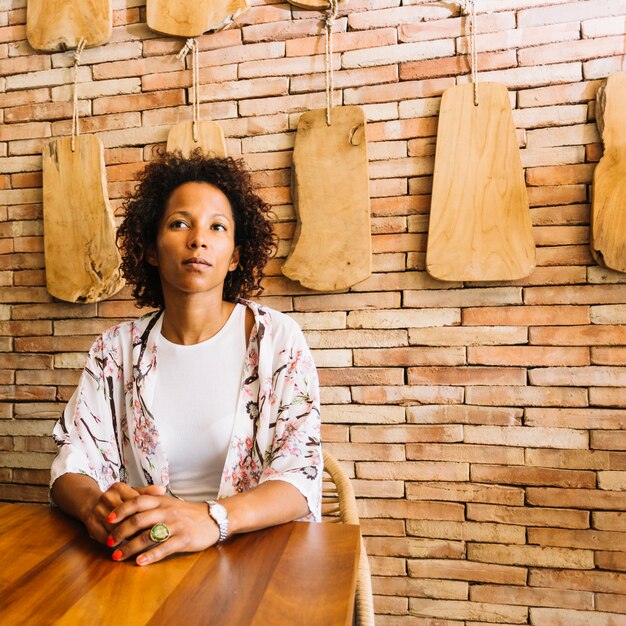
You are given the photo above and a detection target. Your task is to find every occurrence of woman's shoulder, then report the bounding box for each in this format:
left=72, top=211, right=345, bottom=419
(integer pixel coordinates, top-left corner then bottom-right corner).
left=241, top=300, right=300, bottom=330
left=90, top=310, right=161, bottom=354
left=242, top=299, right=303, bottom=338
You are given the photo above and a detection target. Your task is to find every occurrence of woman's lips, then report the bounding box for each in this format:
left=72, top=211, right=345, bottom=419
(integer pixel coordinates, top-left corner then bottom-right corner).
left=183, top=257, right=210, bottom=266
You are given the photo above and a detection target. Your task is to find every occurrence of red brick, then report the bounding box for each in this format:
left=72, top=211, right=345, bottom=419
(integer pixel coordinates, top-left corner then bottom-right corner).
left=466, top=386, right=588, bottom=408
left=468, top=346, right=590, bottom=367
left=527, top=488, right=626, bottom=510
left=594, top=593, right=626, bottom=614
left=529, top=568, right=626, bottom=594
left=318, top=367, right=403, bottom=386
left=531, top=324, right=626, bottom=346
left=401, top=49, right=516, bottom=81
left=470, top=584, right=593, bottom=610
left=593, top=512, right=626, bottom=532
left=375, top=577, right=468, bottom=602
left=470, top=542, right=594, bottom=569
left=357, top=461, right=468, bottom=482
left=286, top=27, right=395, bottom=57
left=596, top=552, right=626, bottom=572
left=350, top=425, right=462, bottom=444
left=353, top=347, right=465, bottom=367
left=529, top=527, right=626, bottom=552
left=520, top=35, right=626, bottom=66
left=531, top=204, right=590, bottom=227
left=591, top=431, right=626, bottom=451
left=407, top=444, right=523, bottom=466
left=526, top=163, right=595, bottom=186
left=351, top=385, right=463, bottom=405
left=526, top=408, right=626, bottom=430
left=471, top=465, right=595, bottom=488
left=359, top=499, right=464, bottom=522
left=92, top=90, right=185, bottom=116
left=407, top=366, right=525, bottom=386
left=407, top=481, right=524, bottom=506
left=467, top=503, right=589, bottom=529
left=409, top=598, right=527, bottom=623
left=462, top=305, right=590, bottom=326
left=526, top=448, right=626, bottom=471
left=408, top=559, right=527, bottom=585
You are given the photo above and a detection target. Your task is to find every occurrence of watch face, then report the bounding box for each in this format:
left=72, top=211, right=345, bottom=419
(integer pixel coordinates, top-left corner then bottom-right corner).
left=211, top=502, right=227, bottom=522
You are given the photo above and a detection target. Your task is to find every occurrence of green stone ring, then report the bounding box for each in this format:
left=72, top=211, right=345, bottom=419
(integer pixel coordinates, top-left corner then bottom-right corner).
left=149, top=522, right=170, bottom=543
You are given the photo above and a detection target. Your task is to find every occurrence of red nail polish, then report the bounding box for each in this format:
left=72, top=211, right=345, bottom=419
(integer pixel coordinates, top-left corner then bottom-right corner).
left=106, top=536, right=115, bottom=548
left=107, top=512, right=117, bottom=523
left=112, top=549, right=123, bottom=561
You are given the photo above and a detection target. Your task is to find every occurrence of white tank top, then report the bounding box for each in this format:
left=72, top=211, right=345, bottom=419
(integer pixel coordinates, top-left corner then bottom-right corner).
left=153, top=303, right=247, bottom=501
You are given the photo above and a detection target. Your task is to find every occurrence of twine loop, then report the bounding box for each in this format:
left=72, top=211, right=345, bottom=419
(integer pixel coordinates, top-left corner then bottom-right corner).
left=456, top=0, right=479, bottom=105
left=71, top=38, right=86, bottom=152
left=178, top=37, right=200, bottom=142
left=324, top=0, right=339, bottom=126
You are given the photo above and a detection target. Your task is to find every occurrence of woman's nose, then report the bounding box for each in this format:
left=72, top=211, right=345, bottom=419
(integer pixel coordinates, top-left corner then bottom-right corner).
left=188, top=228, right=207, bottom=249
left=188, top=231, right=207, bottom=249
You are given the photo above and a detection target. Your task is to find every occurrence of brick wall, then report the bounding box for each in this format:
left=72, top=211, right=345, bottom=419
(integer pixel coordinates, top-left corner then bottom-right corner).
left=1, top=0, right=626, bottom=623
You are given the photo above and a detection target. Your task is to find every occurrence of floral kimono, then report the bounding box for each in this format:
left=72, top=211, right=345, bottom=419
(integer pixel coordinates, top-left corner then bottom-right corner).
left=50, top=300, right=322, bottom=520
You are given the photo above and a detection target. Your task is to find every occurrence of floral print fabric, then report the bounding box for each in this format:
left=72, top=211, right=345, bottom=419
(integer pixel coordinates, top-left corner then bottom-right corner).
left=50, top=301, right=322, bottom=521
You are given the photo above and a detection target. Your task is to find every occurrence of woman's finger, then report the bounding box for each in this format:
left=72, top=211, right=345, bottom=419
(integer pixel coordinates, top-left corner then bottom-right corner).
left=107, top=494, right=163, bottom=525
left=87, top=519, right=111, bottom=545
left=135, top=538, right=181, bottom=566
left=111, top=524, right=180, bottom=562
left=107, top=506, right=166, bottom=547
left=136, top=485, right=167, bottom=497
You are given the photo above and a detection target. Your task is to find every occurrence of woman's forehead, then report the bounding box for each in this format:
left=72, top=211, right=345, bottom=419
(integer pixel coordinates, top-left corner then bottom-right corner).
left=165, top=181, right=233, bottom=216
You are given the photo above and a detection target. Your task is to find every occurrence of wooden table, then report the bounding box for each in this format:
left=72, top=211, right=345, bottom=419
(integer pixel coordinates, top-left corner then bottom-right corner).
left=0, top=503, right=360, bottom=625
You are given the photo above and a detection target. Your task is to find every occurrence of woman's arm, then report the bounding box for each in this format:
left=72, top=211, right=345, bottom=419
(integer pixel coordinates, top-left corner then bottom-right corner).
left=104, top=479, right=308, bottom=566
left=51, top=474, right=166, bottom=544
left=222, top=479, right=309, bottom=534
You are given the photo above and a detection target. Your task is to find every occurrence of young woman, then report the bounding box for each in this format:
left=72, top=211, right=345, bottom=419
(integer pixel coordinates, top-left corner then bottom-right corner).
left=50, top=153, right=322, bottom=566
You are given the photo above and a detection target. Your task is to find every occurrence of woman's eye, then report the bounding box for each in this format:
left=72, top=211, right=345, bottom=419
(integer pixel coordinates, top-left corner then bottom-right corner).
left=169, top=220, right=188, bottom=229
left=212, top=223, right=227, bottom=231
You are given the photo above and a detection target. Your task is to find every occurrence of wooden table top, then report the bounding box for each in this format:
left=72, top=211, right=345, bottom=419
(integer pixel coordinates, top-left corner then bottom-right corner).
left=0, top=503, right=360, bottom=626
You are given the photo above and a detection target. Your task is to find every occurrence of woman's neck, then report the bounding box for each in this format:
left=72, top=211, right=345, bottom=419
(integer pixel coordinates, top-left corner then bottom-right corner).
left=160, top=297, right=236, bottom=345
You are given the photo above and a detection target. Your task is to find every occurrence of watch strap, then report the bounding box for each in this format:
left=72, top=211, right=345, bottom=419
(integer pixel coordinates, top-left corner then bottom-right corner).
left=206, top=500, right=229, bottom=542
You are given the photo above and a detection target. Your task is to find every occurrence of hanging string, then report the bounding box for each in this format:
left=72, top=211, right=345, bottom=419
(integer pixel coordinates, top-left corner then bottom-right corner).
left=177, top=37, right=200, bottom=142
left=455, top=0, right=479, bottom=105
left=324, top=0, right=339, bottom=126
left=468, top=0, right=479, bottom=106
left=71, top=38, right=86, bottom=152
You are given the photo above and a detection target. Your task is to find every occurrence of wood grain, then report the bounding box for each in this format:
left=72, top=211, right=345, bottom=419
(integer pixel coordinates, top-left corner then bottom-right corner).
left=426, top=82, right=535, bottom=282
left=287, top=0, right=330, bottom=9
left=26, top=0, right=112, bottom=51
left=147, top=0, right=250, bottom=37
left=166, top=121, right=227, bottom=158
left=282, top=106, right=371, bottom=292
left=0, top=504, right=359, bottom=626
left=42, top=135, right=124, bottom=303
left=591, top=71, right=626, bottom=273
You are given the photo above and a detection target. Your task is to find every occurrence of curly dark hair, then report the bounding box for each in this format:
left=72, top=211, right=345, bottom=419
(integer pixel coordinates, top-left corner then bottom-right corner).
left=117, top=152, right=277, bottom=309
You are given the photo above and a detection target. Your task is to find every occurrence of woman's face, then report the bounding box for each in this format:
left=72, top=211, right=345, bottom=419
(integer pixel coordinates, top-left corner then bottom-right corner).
left=147, top=181, right=239, bottom=303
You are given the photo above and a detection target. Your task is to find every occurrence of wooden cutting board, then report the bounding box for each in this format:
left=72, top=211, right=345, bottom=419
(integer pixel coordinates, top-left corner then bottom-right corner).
left=43, top=135, right=124, bottom=303
left=591, top=71, right=626, bottom=273
left=282, top=106, right=371, bottom=292
left=426, top=82, right=535, bottom=282
left=166, top=121, right=227, bottom=158
left=27, top=0, right=112, bottom=51
left=146, top=0, right=250, bottom=37
left=287, top=0, right=330, bottom=9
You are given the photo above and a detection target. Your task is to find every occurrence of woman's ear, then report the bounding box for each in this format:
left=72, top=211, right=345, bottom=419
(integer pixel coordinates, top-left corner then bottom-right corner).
left=229, top=246, right=241, bottom=272
left=146, top=245, right=158, bottom=267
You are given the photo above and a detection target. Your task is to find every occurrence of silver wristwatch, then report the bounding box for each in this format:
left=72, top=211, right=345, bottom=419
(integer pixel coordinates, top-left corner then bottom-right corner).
left=206, top=500, right=229, bottom=543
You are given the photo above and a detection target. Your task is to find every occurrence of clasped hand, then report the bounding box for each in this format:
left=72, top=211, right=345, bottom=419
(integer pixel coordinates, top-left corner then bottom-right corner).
left=84, top=482, right=220, bottom=566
